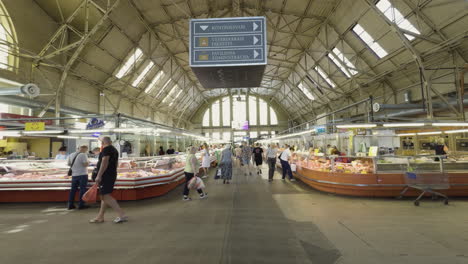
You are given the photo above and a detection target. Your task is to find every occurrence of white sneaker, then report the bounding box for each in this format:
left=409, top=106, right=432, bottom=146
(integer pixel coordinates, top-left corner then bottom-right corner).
left=200, top=193, right=208, bottom=199
left=290, top=179, right=296, bottom=182
left=183, top=197, right=192, bottom=201
left=201, top=175, right=207, bottom=179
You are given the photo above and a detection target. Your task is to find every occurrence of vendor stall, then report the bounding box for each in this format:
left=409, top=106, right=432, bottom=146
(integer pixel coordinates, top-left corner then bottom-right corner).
left=0, top=153, right=216, bottom=202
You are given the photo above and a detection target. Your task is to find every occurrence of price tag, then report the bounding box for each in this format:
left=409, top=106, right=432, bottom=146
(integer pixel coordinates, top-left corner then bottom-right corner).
left=25, top=122, right=45, bottom=131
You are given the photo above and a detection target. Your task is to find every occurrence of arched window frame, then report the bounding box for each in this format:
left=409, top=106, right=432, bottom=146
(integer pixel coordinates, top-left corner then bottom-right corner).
left=0, top=2, right=18, bottom=71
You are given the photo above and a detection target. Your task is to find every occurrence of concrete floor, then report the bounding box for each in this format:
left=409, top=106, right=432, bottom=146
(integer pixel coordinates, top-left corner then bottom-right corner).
left=1, top=166, right=468, bottom=264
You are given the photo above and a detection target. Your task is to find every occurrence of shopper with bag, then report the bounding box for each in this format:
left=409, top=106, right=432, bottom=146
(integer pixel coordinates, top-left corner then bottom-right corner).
left=67, top=145, right=90, bottom=210
left=220, top=144, right=233, bottom=184
left=90, top=137, right=128, bottom=223
left=266, top=144, right=278, bottom=182
left=183, top=146, right=207, bottom=201
left=200, top=143, right=211, bottom=179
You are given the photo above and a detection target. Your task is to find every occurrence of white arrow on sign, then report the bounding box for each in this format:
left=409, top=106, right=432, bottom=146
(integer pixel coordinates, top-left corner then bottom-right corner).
left=254, top=50, right=259, bottom=58
left=253, top=22, right=258, bottom=31
left=200, top=25, right=208, bottom=31
left=253, top=36, right=259, bottom=45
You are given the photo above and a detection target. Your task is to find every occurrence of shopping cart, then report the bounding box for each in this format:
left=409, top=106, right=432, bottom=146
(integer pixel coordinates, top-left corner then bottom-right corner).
left=398, top=156, right=449, bottom=206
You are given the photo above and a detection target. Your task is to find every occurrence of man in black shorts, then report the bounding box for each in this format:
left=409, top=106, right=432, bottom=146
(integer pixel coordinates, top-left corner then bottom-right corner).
left=90, top=137, right=127, bottom=223
left=252, top=143, right=264, bottom=175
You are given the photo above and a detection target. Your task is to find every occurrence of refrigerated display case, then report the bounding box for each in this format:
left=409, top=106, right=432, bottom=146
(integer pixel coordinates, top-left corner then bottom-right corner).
left=286, top=152, right=468, bottom=197
left=0, top=152, right=217, bottom=202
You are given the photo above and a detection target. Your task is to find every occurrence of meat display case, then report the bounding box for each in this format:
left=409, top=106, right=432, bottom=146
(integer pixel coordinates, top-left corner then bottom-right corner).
left=0, top=153, right=216, bottom=202
left=285, top=152, right=468, bottom=197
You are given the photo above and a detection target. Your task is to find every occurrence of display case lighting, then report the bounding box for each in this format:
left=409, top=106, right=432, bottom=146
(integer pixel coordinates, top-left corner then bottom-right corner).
left=0, top=131, right=21, bottom=137
left=22, top=130, right=64, bottom=135
left=417, top=131, right=442, bottom=135
left=383, top=123, right=425, bottom=127
left=68, top=129, right=110, bottom=134
left=336, top=124, right=377, bottom=128
left=57, top=135, right=98, bottom=140
left=432, top=123, right=468, bottom=127
left=444, top=129, right=468, bottom=134
left=397, top=133, right=416, bottom=136
left=155, top=128, right=170, bottom=133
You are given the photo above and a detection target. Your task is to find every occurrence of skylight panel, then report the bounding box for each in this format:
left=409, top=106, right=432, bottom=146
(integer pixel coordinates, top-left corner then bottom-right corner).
left=332, top=48, right=358, bottom=76
left=353, top=24, right=388, bottom=58
left=144, top=71, right=165, bottom=93
left=155, top=79, right=172, bottom=98
left=314, top=66, right=335, bottom=88
left=298, top=82, right=315, bottom=100
left=376, top=0, right=421, bottom=40
left=115, top=48, right=143, bottom=79
left=162, top=84, right=179, bottom=103
left=168, top=89, right=184, bottom=106
left=132, top=61, right=154, bottom=87
left=327, top=53, right=351, bottom=78
left=0, top=25, right=9, bottom=69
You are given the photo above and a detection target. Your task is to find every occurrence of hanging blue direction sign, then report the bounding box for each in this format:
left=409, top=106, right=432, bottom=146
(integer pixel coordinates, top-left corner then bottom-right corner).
left=190, top=17, right=267, bottom=67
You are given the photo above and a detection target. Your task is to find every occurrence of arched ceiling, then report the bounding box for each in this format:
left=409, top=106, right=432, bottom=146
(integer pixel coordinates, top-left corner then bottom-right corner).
left=32, top=0, right=468, bottom=125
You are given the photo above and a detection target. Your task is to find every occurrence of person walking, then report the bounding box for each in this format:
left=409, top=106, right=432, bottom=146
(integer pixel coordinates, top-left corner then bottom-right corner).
left=219, top=144, right=233, bottom=184
left=201, top=143, right=211, bottom=178
left=279, top=146, right=296, bottom=182
left=183, top=146, right=208, bottom=201
left=234, top=144, right=242, bottom=167
left=252, top=143, right=264, bottom=175
left=67, top=145, right=90, bottom=210
left=266, top=144, right=279, bottom=182
left=90, top=137, right=127, bottom=223
left=241, top=141, right=253, bottom=176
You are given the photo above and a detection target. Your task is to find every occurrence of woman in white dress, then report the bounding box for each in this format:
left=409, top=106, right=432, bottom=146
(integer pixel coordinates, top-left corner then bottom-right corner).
left=201, top=143, right=210, bottom=179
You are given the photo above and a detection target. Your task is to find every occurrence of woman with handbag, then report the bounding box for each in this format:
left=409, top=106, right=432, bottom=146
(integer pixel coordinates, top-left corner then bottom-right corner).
left=220, top=144, right=233, bottom=184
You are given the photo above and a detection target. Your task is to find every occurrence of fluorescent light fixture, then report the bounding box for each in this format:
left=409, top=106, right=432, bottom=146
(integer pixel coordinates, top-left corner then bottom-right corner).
left=68, top=129, right=110, bottom=134
left=58, top=135, right=98, bottom=140
left=432, top=123, right=468, bottom=127
left=397, top=133, right=416, bottom=136
left=0, top=131, right=21, bottom=137
left=155, top=128, right=170, bottom=133
left=444, top=129, right=468, bottom=134
left=417, top=131, right=442, bottom=135
left=383, top=123, right=425, bottom=127
left=113, top=127, right=152, bottom=133
left=336, top=124, right=377, bottom=128
left=23, top=130, right=64, bottom=135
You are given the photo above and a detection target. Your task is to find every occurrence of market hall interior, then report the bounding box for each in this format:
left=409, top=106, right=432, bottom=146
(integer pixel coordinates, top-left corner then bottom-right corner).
left=0, top=0, right=468, bottom=263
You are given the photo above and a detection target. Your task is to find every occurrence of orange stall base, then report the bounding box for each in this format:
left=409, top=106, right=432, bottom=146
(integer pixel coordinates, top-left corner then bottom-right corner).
left=283, top=165, right=468, bottom=197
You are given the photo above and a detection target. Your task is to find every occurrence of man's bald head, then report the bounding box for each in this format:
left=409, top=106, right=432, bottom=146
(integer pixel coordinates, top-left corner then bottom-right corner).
left=102, top=136, right=112, bottom=146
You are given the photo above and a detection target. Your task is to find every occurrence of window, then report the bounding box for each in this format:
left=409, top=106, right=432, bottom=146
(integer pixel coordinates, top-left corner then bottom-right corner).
left=212, top=100, right=220, bottom=126
left=260, top=131, right=269, bottom=137
left=132, top=61, right=154, bottom=87
left=115, top=48, right=143, bottom=78
left=232, top=95, right=246, bottom=127
left=212, top=132, right=220, bottom=139
left=259, top=99, right=268, bottom=125
left=270, top=107, right=278, bottom=125
left=145, top=71, right=165, bottom=93
left=328, top=48, right=358, bottom=78
left=376, top=0, right=420, bottom=40
left=352, top=24, right=388, bottom=58
left=0, top=2, right=18, bottom=71
left=248, top=96, right=257, bottom=126
left=250, top=131, right=258, bottom=139
left=298, top=82, right=315, bottom=100
left=223, top=132, right=231, bottom=140
left=222, top=97, right=230, bottom=126
left=202, top=108, right=210, bottom=127
left=162, top=84, right=179, bottom=104
left=155, top=79, right=172, bottom=98
left=271, top=131, right=276, bottom=136
left=314, top=66, right=335, bottom=88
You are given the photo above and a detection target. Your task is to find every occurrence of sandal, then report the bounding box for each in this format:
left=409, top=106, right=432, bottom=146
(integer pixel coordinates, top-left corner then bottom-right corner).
left=89, top=218, right=104, bottom=223
left=113, top=216, right=128, bottom=223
